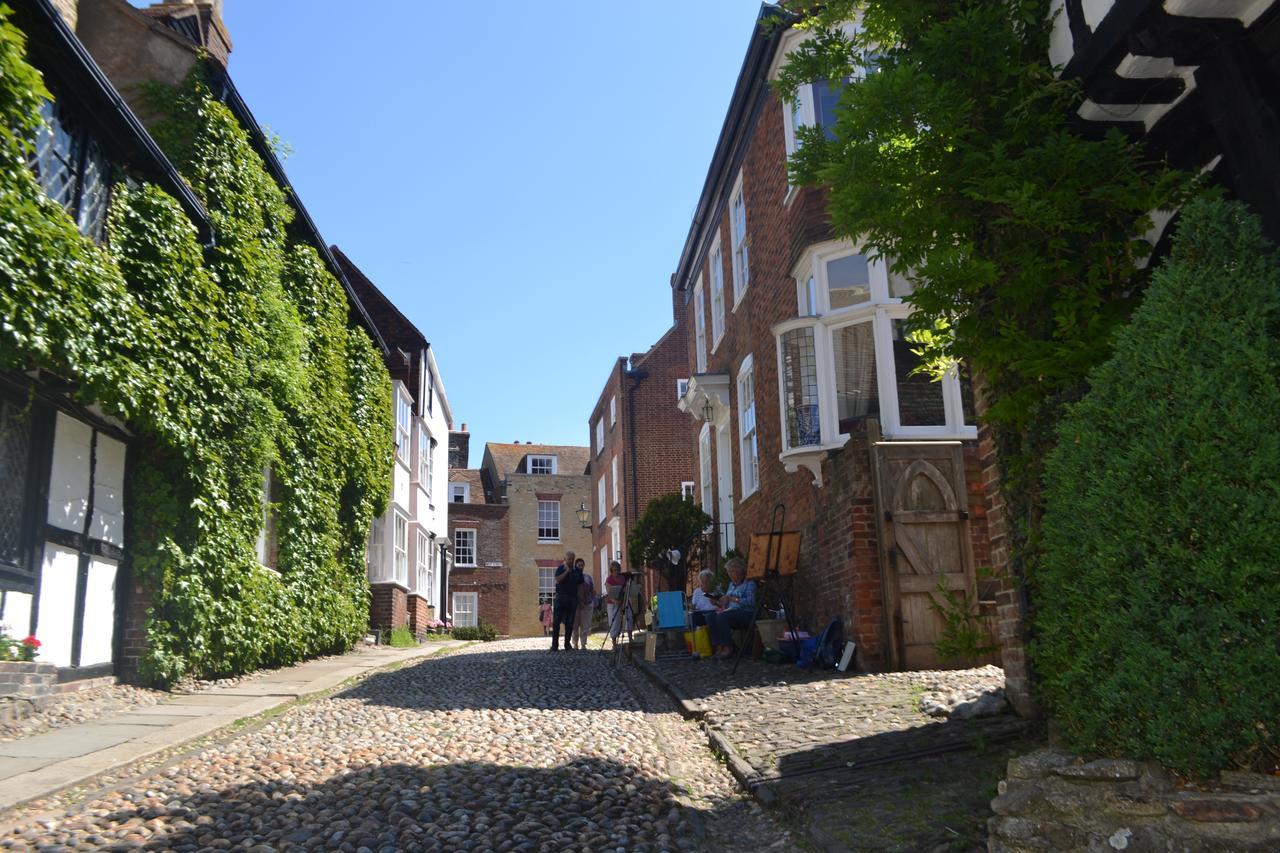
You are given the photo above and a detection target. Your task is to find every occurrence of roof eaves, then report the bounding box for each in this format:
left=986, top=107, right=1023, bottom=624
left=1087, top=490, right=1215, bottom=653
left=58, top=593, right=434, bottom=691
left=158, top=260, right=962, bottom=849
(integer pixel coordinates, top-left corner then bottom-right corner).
left=20, top=0, right=213, bottom=243
left=672, top=4, right=792, bottom=293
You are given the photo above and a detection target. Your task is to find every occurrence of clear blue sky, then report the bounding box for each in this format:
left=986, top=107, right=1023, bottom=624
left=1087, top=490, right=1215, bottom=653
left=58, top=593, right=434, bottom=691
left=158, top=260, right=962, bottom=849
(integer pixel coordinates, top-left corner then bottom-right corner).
left=205, top=1, right=763, bottom=461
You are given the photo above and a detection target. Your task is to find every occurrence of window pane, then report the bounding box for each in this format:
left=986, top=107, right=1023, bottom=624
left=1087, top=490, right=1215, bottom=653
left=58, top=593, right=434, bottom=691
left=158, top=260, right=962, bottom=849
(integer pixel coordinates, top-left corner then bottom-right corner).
left=780, top=326, right=821, bottom=447
left=892, top=320, right=946, bottom=427
left=832, top=322, right=879, bottom=425
left=813, top=79, right=842, bottom=140
left=0, top=399, right=31, bottom=569
left=827, top=254, right=871, bottom=309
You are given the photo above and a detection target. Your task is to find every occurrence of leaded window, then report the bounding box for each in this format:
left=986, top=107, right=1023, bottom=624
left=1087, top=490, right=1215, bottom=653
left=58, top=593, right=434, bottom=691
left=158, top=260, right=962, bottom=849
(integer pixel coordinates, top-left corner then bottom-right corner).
left=28, top=98, right=111, bottom=242
left=0, top=399, right=32, bottom=572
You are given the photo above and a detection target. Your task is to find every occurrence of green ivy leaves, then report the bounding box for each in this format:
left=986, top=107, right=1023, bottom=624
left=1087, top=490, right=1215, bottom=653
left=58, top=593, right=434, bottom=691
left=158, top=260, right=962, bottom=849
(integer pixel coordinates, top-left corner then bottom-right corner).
left=0, top=12, right=393, bottom=685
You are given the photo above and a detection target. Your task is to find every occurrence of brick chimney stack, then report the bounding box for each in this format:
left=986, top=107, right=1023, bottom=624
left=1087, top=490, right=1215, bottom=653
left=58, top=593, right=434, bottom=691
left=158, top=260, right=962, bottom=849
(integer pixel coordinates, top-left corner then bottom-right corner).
left=448, top=425, right=470, bottom=470
left=139, top=1, right=233, bottom=67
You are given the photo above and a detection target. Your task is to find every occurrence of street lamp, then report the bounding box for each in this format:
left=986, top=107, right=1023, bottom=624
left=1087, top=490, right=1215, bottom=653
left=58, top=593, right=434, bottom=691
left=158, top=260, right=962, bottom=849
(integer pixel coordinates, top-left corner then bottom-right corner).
left=576, top=501, right=592, bottom=529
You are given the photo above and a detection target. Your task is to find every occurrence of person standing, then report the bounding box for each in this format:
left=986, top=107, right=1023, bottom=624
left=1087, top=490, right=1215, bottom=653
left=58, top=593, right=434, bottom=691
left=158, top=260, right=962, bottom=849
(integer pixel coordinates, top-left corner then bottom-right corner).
left=604, top=560, right=626, bottom=643
left=572, top=558, right=595, bottom=649
left=550, top=550, right=581, bottom=651
left=538, top=600, right=552, bottom=636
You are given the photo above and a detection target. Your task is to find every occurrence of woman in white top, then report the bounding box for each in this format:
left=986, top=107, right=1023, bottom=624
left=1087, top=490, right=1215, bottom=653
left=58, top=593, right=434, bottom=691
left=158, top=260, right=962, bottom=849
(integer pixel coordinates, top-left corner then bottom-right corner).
left=689, top=569, right=720, bottom=628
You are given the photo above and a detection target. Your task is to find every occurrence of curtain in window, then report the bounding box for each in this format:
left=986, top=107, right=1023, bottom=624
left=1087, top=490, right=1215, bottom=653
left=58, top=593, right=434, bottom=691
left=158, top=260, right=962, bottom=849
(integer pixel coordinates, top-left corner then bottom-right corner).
left=833, top=322, right=878, bottom=421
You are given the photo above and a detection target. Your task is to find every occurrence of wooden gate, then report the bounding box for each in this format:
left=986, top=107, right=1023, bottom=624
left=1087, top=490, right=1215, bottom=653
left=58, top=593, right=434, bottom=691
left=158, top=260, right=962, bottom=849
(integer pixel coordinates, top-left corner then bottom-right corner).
left=871, top=440, right=981, bottom=670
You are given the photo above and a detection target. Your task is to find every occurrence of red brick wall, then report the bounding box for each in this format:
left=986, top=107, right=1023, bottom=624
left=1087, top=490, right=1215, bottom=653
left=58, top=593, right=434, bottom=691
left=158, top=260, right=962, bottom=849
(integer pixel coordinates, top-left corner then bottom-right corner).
left=447, top=502, right=510, bottom=635
left=671, top=84, right=1002, bottom=673
left=117, top=576, right=154, bottom=683
left=369, top=583, right=407, bottom=633
left=407, top=594, right=431, bottom=637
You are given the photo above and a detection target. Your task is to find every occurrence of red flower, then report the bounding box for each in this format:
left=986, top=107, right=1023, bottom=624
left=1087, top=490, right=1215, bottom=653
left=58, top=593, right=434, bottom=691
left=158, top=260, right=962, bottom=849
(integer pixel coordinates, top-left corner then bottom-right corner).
left=21, top=636, right=39, bottom=648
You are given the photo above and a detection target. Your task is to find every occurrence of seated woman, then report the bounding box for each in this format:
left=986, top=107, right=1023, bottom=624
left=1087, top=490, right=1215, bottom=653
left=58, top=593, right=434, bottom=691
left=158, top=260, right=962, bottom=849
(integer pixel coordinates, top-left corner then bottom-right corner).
left=689, top=569, right=720, bottom=628
left=707, top=557, right=757, bottom=659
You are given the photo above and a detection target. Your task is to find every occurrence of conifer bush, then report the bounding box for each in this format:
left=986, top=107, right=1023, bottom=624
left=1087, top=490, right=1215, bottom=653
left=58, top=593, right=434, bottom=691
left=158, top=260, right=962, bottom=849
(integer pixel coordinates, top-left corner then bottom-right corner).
left=1035, top=198, right=1280, bottom=776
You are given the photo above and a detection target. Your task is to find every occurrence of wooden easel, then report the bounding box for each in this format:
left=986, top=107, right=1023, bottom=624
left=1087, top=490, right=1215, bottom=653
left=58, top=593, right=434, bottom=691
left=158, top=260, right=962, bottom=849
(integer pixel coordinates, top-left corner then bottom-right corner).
left=732, top=503, right=802, bottom=674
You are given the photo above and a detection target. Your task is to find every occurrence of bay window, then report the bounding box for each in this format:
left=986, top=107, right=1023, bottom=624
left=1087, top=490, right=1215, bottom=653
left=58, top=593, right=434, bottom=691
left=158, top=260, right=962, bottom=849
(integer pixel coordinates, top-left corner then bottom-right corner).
left=416, top=530, right=430, bottom=595
left=773, top=241, right=975, bottom=481
left=393, top=512, right=409, bottom=586
left=395, top=388, right=411, bottom=465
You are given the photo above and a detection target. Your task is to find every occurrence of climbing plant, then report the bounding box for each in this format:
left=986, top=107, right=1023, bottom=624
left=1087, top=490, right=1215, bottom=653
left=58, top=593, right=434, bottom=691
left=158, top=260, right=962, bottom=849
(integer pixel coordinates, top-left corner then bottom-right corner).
left=0, top=10, right=393, bottom=685
left=774, top=0, right=1194, bottom=652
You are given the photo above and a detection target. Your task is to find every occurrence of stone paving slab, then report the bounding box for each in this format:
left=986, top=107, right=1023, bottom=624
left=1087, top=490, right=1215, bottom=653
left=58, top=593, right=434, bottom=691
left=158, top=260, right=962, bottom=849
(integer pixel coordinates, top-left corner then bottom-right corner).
left=0, top=724, right=158, bottom=759
left=0, top=640, right=467, bottom=812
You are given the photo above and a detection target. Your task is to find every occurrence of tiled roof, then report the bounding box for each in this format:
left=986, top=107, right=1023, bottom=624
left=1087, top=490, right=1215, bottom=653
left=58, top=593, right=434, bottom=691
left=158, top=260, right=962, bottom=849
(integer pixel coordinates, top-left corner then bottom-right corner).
left=447, top=469, right=485, bottom=504
left=485, top=443, right=591, bottom=478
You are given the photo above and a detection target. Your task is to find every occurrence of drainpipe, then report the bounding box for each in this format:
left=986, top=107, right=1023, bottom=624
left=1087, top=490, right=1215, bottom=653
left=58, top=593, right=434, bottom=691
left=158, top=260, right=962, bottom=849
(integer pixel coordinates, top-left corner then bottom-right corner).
left=623, top=364, right=647, bottom=580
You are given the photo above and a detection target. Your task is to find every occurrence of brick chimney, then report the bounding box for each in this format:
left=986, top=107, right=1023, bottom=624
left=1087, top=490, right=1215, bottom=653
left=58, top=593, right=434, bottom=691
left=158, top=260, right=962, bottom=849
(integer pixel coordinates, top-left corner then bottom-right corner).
left=139, top=1, right=233, bottom=67
left=448, top=425, right=470, bottom=470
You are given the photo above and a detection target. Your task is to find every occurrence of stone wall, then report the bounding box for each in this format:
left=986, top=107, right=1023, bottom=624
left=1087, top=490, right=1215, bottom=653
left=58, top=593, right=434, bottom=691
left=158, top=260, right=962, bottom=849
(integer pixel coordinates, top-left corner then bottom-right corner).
left=990, top=750, right=1280, bottom=851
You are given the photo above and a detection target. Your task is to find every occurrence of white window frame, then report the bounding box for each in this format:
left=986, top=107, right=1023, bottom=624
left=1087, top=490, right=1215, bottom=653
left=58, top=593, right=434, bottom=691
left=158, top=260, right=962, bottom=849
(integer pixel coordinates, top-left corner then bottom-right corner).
left=597, top=475, right=607, bottom=522
left=709, top=237, right=725, bottom=349
left=609, top=395, right=617, bottom=427
left=595, top=418, right=605, bottom=456
left=449, top=482, right=470, bottom=504
left=418, top=428, right=432, bottom=497
left=681, top=481, right=696, bottom=501
left=427, top=539, right=438, bottom=607
left=773, top=240, right=975, bottom=460
left=415, top=529, right=430, bottom=596
left=454, top=528, right=477, bottom=567
left=367, top=514, right=386, bottom=580
left=737, top=355, right=760, bottom=499
left=452, top=592, right=477, bottom=628
left=394, top=387, right=412, bottom=466
left=393, top=511, right=409, bottom=587
left=677, top=378, right=689, bottom=401
left=698, top=424, right=713, bottom=513
left=693, top=277, right=708, bottom=373
left=730, top=171, right=749, bottom=307
left=528, top=454, right=557, bottom=475
left=610, top=517, right=621, bottom=566
left=537, top=499, right=561, bottom=543
left=611, top=455, right=620, bottom=508
left=538, top=566, right=555, bottom=605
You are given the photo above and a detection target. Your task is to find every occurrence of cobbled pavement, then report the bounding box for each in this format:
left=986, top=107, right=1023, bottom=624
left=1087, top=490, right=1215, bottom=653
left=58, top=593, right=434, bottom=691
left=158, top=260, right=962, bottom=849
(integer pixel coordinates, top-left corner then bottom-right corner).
left=0, top=639, right=793, bottom=852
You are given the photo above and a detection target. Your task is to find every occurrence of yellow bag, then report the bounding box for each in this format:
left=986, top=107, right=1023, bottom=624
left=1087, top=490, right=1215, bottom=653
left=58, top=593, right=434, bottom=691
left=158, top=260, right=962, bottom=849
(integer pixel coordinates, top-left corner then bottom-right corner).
left=683, top=631, right=694, bottom=654
left=693, top=625, right=712, bottom=658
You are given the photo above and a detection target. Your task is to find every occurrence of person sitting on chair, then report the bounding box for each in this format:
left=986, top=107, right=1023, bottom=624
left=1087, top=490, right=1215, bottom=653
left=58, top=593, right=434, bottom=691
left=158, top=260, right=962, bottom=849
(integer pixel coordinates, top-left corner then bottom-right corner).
left=707, top=557, right=756, bottom=659
left=689, top=569, right=720, bottom=628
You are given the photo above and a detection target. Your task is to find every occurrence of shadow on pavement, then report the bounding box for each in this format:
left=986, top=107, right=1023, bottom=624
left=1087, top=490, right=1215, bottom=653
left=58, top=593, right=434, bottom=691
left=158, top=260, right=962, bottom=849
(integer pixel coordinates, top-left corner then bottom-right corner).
left=25, top=757, right=725, bottom=851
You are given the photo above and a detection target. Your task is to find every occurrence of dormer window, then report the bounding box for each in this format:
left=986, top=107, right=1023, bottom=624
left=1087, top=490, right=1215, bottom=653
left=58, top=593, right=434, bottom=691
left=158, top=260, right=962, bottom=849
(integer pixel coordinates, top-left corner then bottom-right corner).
left=449, top=482, right=470, bottom=503
left=528, top=455, right=556, bottom=475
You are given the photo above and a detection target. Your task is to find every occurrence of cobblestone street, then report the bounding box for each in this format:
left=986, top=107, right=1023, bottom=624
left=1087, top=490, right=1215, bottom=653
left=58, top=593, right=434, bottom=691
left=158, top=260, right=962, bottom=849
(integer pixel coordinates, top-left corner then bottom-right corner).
left=0, top=640, right=792, bottom=852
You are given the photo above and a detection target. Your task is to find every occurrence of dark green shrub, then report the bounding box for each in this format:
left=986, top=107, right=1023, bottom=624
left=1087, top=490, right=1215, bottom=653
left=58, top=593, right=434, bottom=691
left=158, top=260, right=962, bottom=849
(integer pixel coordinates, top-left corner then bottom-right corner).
left=452, top=623, right=498, bottom=642
left=1035, top=198, right=1280, bottom=776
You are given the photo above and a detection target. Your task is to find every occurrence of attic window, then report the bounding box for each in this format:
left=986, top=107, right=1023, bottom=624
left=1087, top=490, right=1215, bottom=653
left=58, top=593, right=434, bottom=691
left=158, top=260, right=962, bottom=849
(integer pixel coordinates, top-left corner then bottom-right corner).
left=528, top=455, right=556, bottom=475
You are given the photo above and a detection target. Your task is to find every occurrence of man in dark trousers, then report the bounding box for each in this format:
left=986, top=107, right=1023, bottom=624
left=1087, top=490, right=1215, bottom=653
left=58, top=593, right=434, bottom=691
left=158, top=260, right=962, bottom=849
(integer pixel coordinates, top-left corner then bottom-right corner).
left=550, top=550, right=582, bottom=650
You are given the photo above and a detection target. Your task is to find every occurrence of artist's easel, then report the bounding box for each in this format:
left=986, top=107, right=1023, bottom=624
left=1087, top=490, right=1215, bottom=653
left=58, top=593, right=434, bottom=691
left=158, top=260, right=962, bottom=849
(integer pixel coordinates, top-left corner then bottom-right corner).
left=732, top=503, right=802, bottom=674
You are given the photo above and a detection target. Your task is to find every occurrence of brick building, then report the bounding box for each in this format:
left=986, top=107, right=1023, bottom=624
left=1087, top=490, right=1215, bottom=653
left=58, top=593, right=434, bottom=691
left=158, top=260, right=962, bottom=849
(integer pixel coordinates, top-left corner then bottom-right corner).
left=446, top=459, right=510, bottom=635
left=586, top=316, right=697, bottom=593
left=650, top=7, right=1005, bottom=674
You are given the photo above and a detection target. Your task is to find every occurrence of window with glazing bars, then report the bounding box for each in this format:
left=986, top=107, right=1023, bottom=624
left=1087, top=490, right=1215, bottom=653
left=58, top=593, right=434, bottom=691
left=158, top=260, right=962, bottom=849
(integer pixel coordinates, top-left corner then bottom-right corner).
left=537, top=500, right=560, bottom=542
left=28, top=98, right=111, bottom=241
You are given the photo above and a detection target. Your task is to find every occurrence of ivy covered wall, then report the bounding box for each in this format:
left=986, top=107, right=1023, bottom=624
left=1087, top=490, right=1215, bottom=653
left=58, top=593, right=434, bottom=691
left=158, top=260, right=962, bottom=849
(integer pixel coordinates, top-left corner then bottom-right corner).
left=0, top=12, right=393, bottom=685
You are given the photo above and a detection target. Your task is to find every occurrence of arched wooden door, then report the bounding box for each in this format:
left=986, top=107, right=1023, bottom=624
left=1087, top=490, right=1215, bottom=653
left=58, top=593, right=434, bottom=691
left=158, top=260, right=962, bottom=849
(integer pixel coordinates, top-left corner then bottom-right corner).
left=872, top=441, right=978, bottom=670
